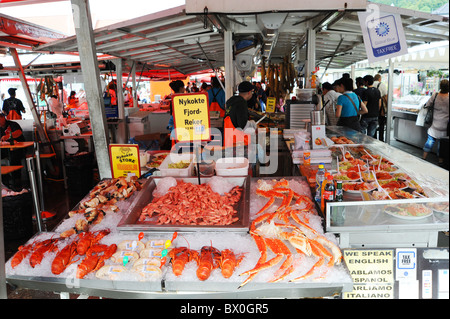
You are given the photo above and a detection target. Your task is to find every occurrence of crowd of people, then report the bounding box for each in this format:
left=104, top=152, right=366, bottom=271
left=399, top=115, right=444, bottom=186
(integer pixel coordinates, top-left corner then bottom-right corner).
left=321, top=73, right=388, bottom=141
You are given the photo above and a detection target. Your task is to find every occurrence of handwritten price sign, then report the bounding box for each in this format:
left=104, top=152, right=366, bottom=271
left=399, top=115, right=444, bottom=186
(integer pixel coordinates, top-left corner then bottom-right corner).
left=109, top=144, right=140, bottom=178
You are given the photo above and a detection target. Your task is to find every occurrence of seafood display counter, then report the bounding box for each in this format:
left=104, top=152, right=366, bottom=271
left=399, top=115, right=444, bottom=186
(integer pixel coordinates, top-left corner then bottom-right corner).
left=323, top=127, right=449, bottom=248
left=5, top=175, right=353, bottom=299
left=391, top=95, right=433, bottom=150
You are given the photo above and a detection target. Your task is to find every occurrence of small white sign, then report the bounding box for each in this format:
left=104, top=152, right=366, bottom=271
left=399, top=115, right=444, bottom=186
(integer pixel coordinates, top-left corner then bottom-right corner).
left=396, top=248, right=417, bottom=281
left=358, top=6, right=408, bottom=63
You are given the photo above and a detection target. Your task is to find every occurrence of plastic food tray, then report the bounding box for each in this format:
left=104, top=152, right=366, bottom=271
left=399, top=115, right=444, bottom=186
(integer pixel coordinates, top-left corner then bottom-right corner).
left=158, top=153, right=195, bottom=177
left=215, top=157, right=249, bottom=176
left=117, top=176, right=250, bottom=233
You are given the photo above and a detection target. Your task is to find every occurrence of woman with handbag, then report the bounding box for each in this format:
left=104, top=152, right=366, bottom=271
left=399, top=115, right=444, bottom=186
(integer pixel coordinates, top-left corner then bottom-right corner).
left=335, top=77, right=368, bottom=132
left=422, top=79, right=449, bottom=165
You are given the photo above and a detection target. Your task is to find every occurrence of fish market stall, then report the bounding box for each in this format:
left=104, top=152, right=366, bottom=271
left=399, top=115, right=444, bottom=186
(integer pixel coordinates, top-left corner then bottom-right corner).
left=5, top=175, right=353, bottom=298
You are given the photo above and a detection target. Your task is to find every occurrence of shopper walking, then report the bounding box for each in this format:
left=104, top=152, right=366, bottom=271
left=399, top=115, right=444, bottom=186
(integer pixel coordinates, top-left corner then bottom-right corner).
left=360, top=75, right=381, bottom=138
left=374, top=74, right=388, bottom=141
left=422, top=79, right=449, bottom=166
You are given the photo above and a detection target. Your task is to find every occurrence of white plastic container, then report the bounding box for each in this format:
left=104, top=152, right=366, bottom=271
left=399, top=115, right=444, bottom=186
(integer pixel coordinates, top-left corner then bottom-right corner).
left=159, top=153, right=195, bottom=177
left=215, top=157, right=249, bottom=176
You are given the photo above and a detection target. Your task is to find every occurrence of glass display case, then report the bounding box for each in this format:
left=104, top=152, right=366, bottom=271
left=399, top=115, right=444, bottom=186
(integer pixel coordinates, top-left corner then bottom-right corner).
left=324, top=127, right=449, bottom=248
left=392, top=95, right=429, bottom=115
left=391, top=95, right=434, bottom=149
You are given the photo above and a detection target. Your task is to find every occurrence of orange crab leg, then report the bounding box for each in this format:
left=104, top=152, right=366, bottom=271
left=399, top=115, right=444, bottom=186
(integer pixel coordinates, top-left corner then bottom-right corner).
left=265, top=238, right=294, bottom=283
left=250, top=212, right=273, bottom=231
left=256, top=196, right=276, bottom=215
left=239, top=237, right=285, bottom=277
left=310, top=239, right=334, bottom=266
left=294, top=195, right=315, bottom=211
left=289, top=239, right=327, bottom=282
left=238, top=235, right=267, bottom=289
left=273, top=179, right=289, bottom=188
left=239, top=254, right=284, bottom=277
left=290, top=211, right=319, bottom=236
left=290, top=256, right=325, bottom=282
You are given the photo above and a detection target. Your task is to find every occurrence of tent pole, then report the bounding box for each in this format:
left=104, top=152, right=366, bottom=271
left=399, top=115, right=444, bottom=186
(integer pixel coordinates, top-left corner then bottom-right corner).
left=386, top=58, right=394, bottom=145
left=71, top=0, right=111, bottom=179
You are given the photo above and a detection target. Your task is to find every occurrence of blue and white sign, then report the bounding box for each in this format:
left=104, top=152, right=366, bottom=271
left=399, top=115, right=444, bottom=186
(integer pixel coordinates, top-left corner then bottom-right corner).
left=395, top=248, right=417, bottom=281
left=358, top=6, right=408, bottom=63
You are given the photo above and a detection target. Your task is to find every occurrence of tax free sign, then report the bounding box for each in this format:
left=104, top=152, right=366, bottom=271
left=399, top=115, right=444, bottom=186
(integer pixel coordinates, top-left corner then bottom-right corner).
left=358, top=5, right=408, bottom=63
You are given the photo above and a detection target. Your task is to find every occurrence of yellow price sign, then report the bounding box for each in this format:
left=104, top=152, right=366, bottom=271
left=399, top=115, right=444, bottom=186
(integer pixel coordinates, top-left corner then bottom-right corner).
left=109, top=144, right=140, bottom=178
left=172, top=93, right=211, bottom=142
left=266, top=97, right=276, bottom=113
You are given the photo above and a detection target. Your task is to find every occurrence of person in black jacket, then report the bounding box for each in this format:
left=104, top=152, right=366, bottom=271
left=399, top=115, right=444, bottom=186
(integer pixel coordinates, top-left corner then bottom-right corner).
left=224, top=81, right=254, bottom=129
left=360, top=75, right=381, bottom=137
left=2, top=88, right=26, bottom=120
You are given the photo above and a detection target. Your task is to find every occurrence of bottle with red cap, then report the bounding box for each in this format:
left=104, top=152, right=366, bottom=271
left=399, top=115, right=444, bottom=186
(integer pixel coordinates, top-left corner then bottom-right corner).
left=321, top=174, right=335, bottom=213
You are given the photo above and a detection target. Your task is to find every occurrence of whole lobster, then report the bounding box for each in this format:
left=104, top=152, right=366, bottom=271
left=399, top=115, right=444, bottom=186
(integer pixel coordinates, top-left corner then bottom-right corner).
left=196, top=246, right=221, bottom=281
left=76, top=229, right=111, bottom=256
left=29, top=237, right=60, bottom=268
left=51, top=241, right=79, bottom=275
left=10, top=240, right=36, bottom=269
left=76, top=243, right=117, bottom=279
left=216, top=249, right=245, bottom=278
left=168, top=247, right=198, bottom=276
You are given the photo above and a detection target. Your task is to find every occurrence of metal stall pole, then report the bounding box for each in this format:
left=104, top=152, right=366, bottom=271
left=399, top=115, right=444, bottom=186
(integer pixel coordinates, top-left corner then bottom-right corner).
left=224, top=30, right=234, bottom=100
left=113, top=58, right=128, bottom=144
left=34, top=142, right=45, bottom=213
left=60, top=140, right=68, bottom=189
left=131, top=61, right=138, bottom=108
left=26, top=158, right=43, bottom=233
left=71, top=0, right=111, bottom=179
left=386, top=58, right=394, bottom=145
left=0, top=166, right=7, bottom=299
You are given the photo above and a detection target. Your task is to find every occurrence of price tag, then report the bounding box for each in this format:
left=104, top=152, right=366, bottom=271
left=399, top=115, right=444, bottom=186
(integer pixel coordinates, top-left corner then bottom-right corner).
left=109, top=144, right=140, bottom=178
left=266, top=97, right=276, bottom=113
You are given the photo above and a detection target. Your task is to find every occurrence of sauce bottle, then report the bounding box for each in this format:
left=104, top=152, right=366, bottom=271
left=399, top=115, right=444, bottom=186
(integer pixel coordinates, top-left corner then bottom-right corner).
left=321, top=174, right=335, bottom=213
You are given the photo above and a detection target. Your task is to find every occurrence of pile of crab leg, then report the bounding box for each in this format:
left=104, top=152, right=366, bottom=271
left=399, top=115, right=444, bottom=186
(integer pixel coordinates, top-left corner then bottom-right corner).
left=239, top=179, right=342, bottom=288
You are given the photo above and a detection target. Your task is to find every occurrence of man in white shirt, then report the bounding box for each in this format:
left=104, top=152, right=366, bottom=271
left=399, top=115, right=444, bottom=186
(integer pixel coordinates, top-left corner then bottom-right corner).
left=322, top=82, right=341, bottom=126
left=374, top=74, right=388, bottom=141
